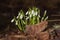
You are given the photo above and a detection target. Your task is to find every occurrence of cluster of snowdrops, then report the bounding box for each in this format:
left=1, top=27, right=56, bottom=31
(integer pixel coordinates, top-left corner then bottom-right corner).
left=11, top=7, right=48, bottom=32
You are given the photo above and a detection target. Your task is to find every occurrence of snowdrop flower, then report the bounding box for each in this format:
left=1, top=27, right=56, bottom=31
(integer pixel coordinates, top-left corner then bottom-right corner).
left=33, top=13, right=36, bottom=16
left=15, top=21, right=18, bottom=25
left=35, top=12, right=38, bottom=15
left=44, top=10, right=47, bottom=17
left=26, top=11, right=28, bottom=15
left=11, top=19, right=14, bottom=22
left=31, top=10, right=34, bottom=15
left=16, top=16, right=19, bottom=18
left=29, top=12, right=31, bottom=15
left=26, top=17, right=29, bottom=20
left=44, top=10, right=47, bottom=14
left=33, top=11, right=38, bottom=16
left=20, top=14, right=23, bottom=19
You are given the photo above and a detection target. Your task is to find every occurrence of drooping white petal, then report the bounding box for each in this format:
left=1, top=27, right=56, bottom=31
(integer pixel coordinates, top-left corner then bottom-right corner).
left=29, top=12, right=31, bottom=15
left=11, top=19, right=14, bottom=22
left=26, top=17, right=29, bottom=20
left=31, top=10, right=34, bottom=15
left=20, top=14, right=23, bottom=19
left=43, top=10, right=47, bottom=17
left=35, top=12, right=38, bottom=15
left=15, top=21, right=18, bottom=25
left=26, top=11, right=28, bottom=15
left=16, top=16, right=19, bottom=18
left=44, top=10, right=47, bottom=14
left=33, top=13, right=36, bottom=16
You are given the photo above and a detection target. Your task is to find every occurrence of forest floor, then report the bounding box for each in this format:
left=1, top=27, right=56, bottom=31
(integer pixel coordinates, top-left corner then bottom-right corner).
left=0, top=29, right=60, bottom=40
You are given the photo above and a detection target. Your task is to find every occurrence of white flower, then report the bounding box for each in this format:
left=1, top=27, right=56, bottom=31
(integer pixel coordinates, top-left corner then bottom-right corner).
left=44, top=10, right=47, bottom=17
left=11, top=19, right=14, bottom=22
left=35, top=12, right=38, bottom=15
left=44, top=10, right=47, bottom=14
left=29, top=12, right=31, bottom=15
left=31, top=10, right=34, bottom=15
left=26, top=17, right=29, bottom=20
left=33, top=11, right=38, bottom=16
left=15, top=21, right=18, bottom=25
left=20, top=14, right=23, bottom=19
left=26, top=11, right=28, bottom=15
left=33, top=13, right=36, bottom=16
left=16, top=16, right=19, bottom=18
left=29, top=15, right=32, bottom=18
left=38, top=15, right=40, bottom=18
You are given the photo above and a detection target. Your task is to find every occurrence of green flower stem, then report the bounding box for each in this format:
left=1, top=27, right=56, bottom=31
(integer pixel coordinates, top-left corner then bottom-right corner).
left=20, top=19, right=24, bottom=31
left=21, top=20, right=25, bottom=31
left=25, top=19, right=27, bottom=25
left=30, top=17, right=32, bottom=25
left=18, top=22, right=22, bottom=31
left=14, top=16, right=22, bottom=31
left=43, top=10, right=47, bottom=17
left=41, top=10, right=47, bottom=21
left=18, top=19, right=22, bottom=31
left=32, top=16, right=35, bottom=25
left=35, top=16, right=37, bottom=24
left=37, top=17, right=40, bottom=23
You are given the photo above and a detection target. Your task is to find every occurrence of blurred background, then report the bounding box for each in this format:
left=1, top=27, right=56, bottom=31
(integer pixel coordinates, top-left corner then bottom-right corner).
left=0, top=0, right=60, bottom=34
